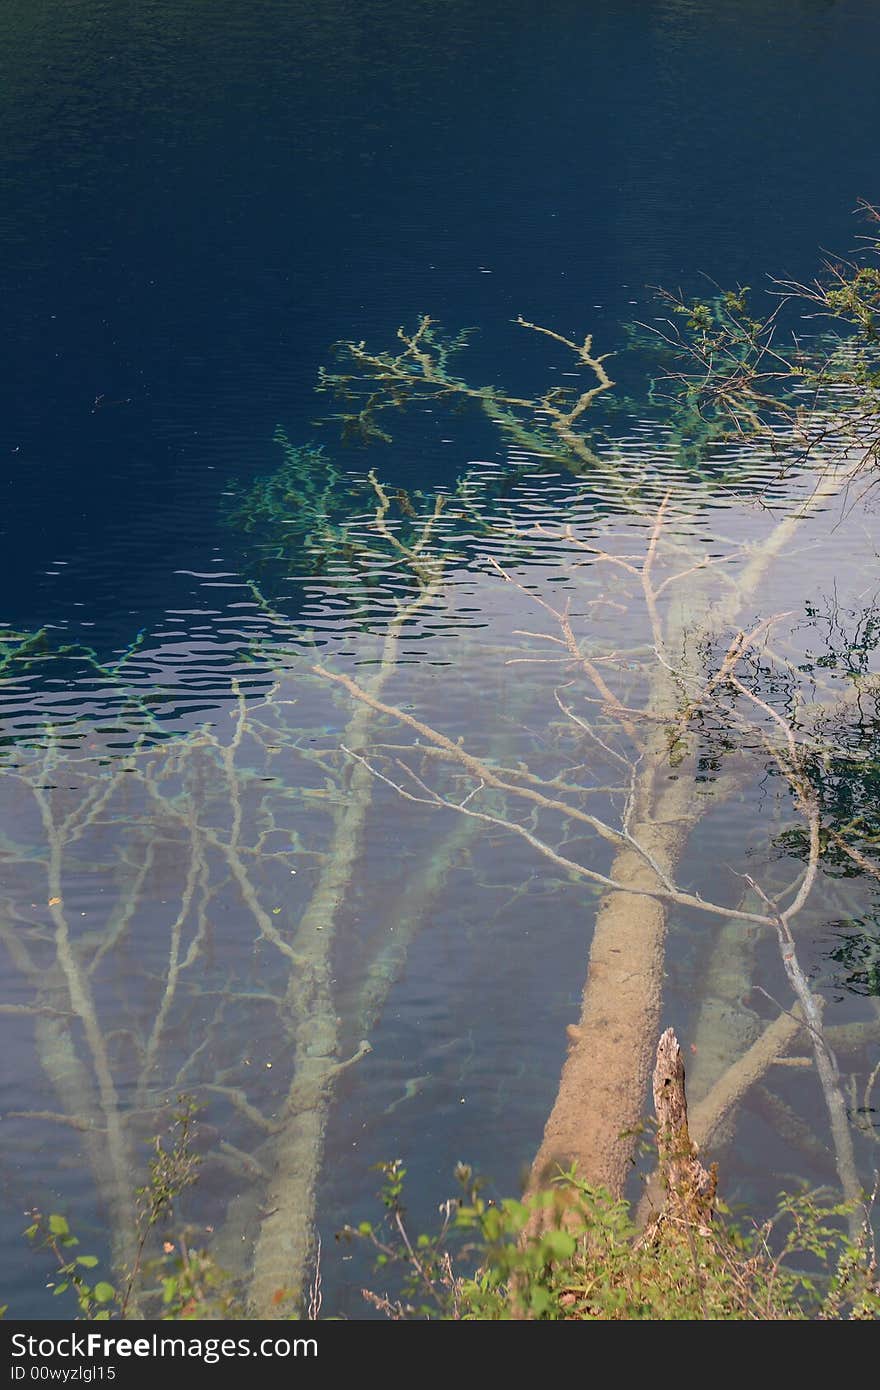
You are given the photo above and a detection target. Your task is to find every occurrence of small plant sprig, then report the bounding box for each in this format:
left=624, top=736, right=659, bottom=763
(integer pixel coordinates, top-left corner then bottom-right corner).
left=117, top=1095, right=203, bottom=1317
left=151, top=1237, right=243, bottom=1320
left=24, top=1095, right=211, bottom=1320
left=23, top=1211, right=115, bottom=1319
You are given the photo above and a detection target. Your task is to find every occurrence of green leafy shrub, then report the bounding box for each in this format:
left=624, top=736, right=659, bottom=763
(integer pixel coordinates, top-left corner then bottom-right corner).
left=341, top=1161, right=879, bottom=1321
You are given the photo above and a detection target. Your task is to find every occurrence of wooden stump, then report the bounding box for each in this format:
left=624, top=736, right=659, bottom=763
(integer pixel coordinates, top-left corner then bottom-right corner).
left=652, top=1027, right=717, bottom=1229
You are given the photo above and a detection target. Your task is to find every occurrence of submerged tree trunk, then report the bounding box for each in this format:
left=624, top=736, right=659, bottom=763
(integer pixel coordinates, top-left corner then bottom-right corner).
left=248, top=624, right=406, bottom=1314
left=528, top=752, right=698, bottom=1197
left=527, top=463, right=852, bottom=1207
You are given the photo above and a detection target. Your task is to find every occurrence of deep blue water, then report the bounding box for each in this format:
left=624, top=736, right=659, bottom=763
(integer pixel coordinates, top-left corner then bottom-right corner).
left=2, top=0, right=880, bottom=1321
left=3, top=0, right=880, bottom=657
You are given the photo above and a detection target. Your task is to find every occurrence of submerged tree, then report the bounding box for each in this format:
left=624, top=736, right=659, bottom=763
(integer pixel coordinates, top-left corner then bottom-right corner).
left=307, top=213, right=880, bottom=1249
left=0, top=447, right=563, bottom=1315
left=3, top=210, right=880, bottom=1318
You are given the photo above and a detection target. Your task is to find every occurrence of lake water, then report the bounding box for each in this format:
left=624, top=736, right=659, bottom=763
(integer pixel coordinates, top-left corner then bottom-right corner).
left=2, top=0, right=879, bottom=1317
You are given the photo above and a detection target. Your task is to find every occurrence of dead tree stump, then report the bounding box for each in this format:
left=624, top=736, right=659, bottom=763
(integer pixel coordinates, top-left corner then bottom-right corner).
left=652, top=1027, right=717, bottom=1230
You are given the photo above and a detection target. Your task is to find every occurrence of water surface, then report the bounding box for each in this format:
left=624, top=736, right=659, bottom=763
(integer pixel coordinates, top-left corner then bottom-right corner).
left=2, top=0, right=880, bottom=1317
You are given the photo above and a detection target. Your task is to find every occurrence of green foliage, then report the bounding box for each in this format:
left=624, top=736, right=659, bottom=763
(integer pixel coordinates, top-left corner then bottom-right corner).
left=643, top=284, right=806, bottom=457
left=827, top=919, right=880, bottom=999
left=153, top=1245, right=245, bottom=1321
left=25, top=1097, right=245, bottom=1320
left=687, top=589, right=880, bottom=896
left=822, top=264, right=880, bottom=341
left=223, top=430, right=359, bottom=577
left=22, top=1139, right=880, bottom=1320
left=224, top=428, right=450, bottom=595
left=342, top=1163, right=880, bottom=1321
left=24, top=1210, right=244, bottom=1322
left=0, top=625, right=52, bottom=675
left=317, top=317, right=477, bottom=447
left=24, top=1213, right=115, bottom=1321
left=223, top=426, right=549, bottom=617
left=117, top=1094, right=230, bottom=1318
left=634, top=202, right=880, bottom=469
